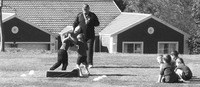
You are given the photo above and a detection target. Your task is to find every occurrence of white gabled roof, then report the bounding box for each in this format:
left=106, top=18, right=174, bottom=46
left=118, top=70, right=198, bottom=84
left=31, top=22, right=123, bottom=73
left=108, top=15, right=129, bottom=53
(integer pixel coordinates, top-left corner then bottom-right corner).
left=2, top=13, right=16, bottom=22
left=99, top=12, right=151, bottom=35
left=100, top=12, right=190, bottom=37
left=59, top=26, right=73, bottom=35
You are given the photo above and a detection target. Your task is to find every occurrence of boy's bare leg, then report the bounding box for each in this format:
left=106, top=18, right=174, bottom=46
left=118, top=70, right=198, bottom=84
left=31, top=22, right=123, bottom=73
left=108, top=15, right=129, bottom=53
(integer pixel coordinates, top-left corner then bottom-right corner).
left=175, top=69, right=185, bottom=82
left=76, top=64, right=83, bottom=77
left=85, top=64, right=90, bottom=75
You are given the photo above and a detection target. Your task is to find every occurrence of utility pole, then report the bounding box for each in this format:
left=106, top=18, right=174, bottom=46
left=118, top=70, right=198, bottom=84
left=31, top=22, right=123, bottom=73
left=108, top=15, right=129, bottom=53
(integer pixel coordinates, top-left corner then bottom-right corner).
left=0, top=0, right=5, bottom=52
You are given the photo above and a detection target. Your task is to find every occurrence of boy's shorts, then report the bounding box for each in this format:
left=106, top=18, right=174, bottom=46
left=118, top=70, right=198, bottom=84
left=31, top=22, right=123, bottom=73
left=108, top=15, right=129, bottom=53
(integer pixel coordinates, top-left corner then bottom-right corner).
left=77, top=55, right=87, bottom=65
left=58, top=49, right=68, bottom=61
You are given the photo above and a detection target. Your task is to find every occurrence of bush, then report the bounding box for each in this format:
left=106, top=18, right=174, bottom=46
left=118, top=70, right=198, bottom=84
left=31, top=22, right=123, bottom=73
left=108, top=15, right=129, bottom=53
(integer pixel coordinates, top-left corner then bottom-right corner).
left=187, top=34, right=200, bottom=54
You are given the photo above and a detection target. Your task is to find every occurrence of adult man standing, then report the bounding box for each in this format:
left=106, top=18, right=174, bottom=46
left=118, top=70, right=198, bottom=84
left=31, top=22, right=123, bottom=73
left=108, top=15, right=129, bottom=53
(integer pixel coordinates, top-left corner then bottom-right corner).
left=73, top=4, right=100, bottom=68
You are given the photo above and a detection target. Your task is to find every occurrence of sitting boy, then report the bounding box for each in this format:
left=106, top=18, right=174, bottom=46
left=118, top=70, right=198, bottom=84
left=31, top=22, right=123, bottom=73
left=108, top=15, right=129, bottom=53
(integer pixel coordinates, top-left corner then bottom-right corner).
left=175, top=58, right=193, bottom=81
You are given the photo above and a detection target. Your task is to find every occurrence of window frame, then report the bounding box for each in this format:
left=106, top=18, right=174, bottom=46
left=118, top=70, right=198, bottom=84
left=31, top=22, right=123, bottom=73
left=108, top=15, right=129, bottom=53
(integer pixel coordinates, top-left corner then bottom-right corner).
left=122, top=42, right=144, bottom=54
left=157, top=41, right=179, bottom=54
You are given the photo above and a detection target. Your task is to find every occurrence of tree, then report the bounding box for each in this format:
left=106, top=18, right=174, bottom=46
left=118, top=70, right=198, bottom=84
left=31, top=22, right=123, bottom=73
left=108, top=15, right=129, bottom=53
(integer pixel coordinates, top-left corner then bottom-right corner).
left=0, top=0, right=5, bottom=52
left=188, top=0, right=200, bottom=54
left=192, top=0, right=200, bottom=23
left=187, top=33, right=200, bottom=54
left=123, top=0, right=161, bottom=16
left=114, top=0, right=127, bottom=11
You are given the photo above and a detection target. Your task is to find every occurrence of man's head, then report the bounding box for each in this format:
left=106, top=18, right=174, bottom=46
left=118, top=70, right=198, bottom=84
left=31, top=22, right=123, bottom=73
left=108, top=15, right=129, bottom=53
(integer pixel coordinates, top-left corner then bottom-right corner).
left=82, top=4, right=90, bottom=14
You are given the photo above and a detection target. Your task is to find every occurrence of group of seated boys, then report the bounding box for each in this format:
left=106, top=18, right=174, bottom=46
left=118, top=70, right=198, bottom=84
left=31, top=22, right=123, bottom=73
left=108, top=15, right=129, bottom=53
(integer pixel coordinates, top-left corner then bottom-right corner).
left=157, top=51, right=193, bottom=83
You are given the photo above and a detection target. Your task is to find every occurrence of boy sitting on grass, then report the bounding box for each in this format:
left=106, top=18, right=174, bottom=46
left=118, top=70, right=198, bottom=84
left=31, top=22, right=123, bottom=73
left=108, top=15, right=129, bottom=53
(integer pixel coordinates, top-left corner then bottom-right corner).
left=175, top=58, right=193, bottom=81
left=157, top=55, right=179, bottom=83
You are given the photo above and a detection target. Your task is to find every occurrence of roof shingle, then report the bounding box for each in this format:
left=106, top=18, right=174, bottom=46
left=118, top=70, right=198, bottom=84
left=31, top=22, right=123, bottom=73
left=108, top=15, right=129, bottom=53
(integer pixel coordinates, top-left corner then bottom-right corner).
left=3, top=0, right=120, bottom=35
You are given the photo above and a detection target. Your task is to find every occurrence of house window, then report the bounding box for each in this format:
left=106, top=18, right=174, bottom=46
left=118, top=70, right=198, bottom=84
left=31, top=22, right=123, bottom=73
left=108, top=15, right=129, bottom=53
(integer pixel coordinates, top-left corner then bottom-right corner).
left=158, top=42, right=178, bottom=54
left=123, top=42, right=143, bottom=53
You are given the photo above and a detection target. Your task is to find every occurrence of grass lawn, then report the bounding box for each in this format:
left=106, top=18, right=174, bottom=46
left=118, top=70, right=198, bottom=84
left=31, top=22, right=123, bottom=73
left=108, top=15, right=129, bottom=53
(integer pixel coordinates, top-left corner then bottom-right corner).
left=0, top=49, right=200, bottom=87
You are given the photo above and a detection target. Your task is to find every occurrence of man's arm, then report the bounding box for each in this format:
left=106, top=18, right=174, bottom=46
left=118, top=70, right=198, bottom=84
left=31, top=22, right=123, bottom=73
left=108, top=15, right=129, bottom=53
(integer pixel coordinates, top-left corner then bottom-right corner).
left=87, top=12, right=100, bottom=27
left=93, top=13, right=100, bottom=26
left=73, top=13, right=81, bottom=31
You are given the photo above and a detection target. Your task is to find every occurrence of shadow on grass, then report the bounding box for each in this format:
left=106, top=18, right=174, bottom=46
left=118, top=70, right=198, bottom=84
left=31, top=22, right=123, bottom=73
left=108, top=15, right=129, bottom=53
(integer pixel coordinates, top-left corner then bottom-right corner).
left=92, top=65, right=159, bottom=68
left=187, top=76, right=200, bottom=84
left=90, top=74, right=136, bottom=76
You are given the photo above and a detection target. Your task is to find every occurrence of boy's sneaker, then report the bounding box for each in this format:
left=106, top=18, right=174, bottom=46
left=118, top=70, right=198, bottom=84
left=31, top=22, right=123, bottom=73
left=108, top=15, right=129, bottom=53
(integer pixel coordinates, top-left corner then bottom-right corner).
left=88, top=65, right=93, bottom=68
left=178, top=79, right=185, bottom=83
left=85, top=70, right=90, bottom=75
left=78, top=69, right=83, bottom=77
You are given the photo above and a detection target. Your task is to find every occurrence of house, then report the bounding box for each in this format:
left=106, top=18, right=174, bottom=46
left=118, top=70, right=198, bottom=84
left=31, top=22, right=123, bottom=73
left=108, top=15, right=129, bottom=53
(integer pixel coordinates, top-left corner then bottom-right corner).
left=2, top=0, right=121, bottom=51
left=2, top=13, right=53, bottom=50
left=99, top=12, right=190, bottom=54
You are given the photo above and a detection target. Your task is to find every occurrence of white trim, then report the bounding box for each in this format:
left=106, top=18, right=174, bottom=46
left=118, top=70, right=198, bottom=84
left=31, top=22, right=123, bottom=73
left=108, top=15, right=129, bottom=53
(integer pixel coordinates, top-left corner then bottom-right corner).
left=100, top=35, right=111, bottom=52
left=109, top=36, right=115, bottom=53
left=113, top=0, right=122, bottom=12
left=5, top=42, right=15, bottom=44
left=2, top=13, right=16, bottom=23
left=111, top=13, right=151, bottom=36
left=109, top=37, right=113, bottom=53
left=15, top=42, right=50, bottom=44
left=99, top=33, right=111, bottom=36
left=157, top=41, right=179, bottom=54
left=50, top=35, right=56, bottom=52
left=112, top=35, right=118, bottom=53
left=5, top=42, right=50, bottom=44
left=122, top=41, right=144, bottom=54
